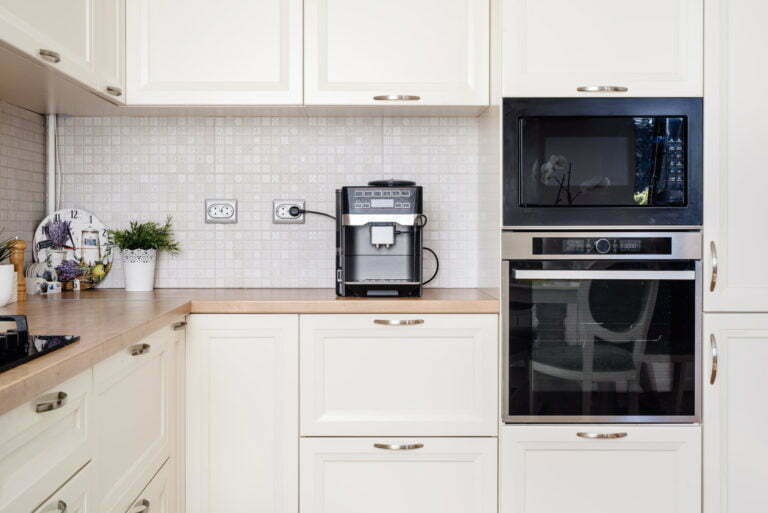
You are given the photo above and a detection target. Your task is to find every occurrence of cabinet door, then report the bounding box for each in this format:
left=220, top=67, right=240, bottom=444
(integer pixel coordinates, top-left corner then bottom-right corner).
left=301, top=437, right=497, bottom=513
left=304, top=0, right=489, bottom=105
left=32, top=464, right=92, bottom=513
left=501, top=425, right=701, bottom=513
left=94, top=0, right=125, bottom=103
left=124, top=460, right=175, bottom=513
left=187, top=315, right=298, bottom=513
left=703, top=0, right=768, bottom=312
left=300, top=314, right=498, bottom=436
left=502, top=0, right=703, bottom=97
left=93, top=326, right=175, bottom=513
left=126, top=0, right=302, bottom=104
left=704, top=314, right=768, bottom=512
left=0, top=0, right=98, bottom=87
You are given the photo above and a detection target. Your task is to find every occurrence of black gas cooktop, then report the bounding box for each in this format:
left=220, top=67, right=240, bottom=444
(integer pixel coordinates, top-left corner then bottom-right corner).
left=0, top=315, right=79, bottom=373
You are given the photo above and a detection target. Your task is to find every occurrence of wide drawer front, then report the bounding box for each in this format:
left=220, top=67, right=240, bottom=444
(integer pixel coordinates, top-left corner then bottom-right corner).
left=300, top=314, right=498, bottom=436
left=0, top=369, right=92, bottom=513
left=301, top=437, right=497, bottom=513
left=33, top=463, right=91, bottom=513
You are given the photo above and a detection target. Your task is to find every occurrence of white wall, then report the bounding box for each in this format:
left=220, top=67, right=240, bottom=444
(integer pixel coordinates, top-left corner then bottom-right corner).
left=57, top=115, right=496, bottom=289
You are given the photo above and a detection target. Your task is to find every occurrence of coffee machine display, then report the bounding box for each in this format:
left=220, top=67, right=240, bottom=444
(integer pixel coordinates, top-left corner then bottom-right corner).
left=336, top=180, right=425, bottom=297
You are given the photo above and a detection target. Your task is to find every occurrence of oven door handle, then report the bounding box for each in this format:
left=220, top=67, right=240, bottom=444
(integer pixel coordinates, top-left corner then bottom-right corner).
left=512, top=270, right=696, bottom=281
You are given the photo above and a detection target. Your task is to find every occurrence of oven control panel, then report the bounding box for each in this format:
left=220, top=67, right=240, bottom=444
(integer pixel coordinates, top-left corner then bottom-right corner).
left=533, top=237, right=673, bottom=255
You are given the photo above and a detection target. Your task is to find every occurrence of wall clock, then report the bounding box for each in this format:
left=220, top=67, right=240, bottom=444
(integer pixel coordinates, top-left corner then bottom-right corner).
left=31, top=209, right=113, bottom=291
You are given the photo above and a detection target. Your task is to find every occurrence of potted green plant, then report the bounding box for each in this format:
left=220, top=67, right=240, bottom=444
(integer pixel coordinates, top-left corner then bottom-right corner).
left=0, top=229, right=16, bottom=306
left=108, top=217, right=180, bottom=291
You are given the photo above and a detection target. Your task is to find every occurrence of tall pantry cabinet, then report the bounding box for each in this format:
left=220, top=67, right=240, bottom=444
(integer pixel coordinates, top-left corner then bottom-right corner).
left=704, top=0, right=768, bottom=511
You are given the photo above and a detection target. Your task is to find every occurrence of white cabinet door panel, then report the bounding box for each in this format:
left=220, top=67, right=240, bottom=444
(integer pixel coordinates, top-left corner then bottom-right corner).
left=300, top=314, right=498, bottom=436
left=94, top=0, right=125, bottom=102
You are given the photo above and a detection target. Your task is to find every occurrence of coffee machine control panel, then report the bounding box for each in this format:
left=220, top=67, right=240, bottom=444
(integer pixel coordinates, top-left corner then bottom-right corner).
left=342, top=186, right=422, bottom=214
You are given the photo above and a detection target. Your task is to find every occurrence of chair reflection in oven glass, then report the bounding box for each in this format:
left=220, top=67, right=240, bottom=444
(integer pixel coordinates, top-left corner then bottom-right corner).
left=530, top=277, right=659, bottom=416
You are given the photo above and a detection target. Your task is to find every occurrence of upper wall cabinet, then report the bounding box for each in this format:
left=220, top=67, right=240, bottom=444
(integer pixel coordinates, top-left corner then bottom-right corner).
left=304, top=0, right=490, bottom=106
left=126, top=0, right=302, bottom=105
left=502, top=0, right=703, bottom=97
left=704, top=0, right=768, bottom=312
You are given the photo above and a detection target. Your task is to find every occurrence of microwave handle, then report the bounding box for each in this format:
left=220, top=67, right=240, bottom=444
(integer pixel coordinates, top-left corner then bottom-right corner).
left=512, top=270, right=695, bottom=281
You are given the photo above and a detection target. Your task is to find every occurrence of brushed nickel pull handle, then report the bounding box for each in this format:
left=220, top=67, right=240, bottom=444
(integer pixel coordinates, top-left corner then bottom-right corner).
left=576, top=85, right=628, bottom=93
left=57, top=500, right=67, bottom=512
left=710, top=333, right=718, bottom=385
left=129, top=343, right=151, bottom=356
left=710, top=241, right=718, bottom=292
left=106, top=86, right=122, bottom=97
left=39, top=49, right=61, bottom=63
left=374, top=443, right=424, bottom=450
left=35, top=391, right=68, bottom=413
left=373, top=319, right=424, bottom=326
left=129, top=499, right=150, bottom=513
left=577, top=432, right=628, bottom=439
left=172, top=321, right=187, bottom=331
left=373, top=94, right=421, bottom=101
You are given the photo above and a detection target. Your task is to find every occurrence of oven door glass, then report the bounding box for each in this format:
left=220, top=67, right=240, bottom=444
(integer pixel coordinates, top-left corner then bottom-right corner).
left=519, top=116, right=687, bottom=208
left=505, top=261, right=697, bottom=422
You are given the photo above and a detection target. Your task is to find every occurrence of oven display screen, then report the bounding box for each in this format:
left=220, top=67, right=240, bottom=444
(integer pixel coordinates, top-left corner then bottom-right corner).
left=532, top=237, right=672, bottom=255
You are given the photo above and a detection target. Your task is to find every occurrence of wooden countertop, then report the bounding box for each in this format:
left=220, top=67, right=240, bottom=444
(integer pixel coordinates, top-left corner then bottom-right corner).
left=0, top=288, right=498, bottom=415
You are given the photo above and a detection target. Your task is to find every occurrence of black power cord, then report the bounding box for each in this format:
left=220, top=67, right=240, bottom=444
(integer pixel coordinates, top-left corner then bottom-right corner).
left=289, top=206, right=336, bottom=220
left=422, top=246, right=439, bottom=286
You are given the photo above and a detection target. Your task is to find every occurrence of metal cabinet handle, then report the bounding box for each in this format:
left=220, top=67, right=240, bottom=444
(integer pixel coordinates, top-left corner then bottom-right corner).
left=39, top=49, right=61, bottom=63
left=374, top=443, right=424, bottom=450
left=710, top=241, right=718, bottom=292
left=129, top=499, right=150, bottom=513
left=709, top=333, right=718, bottom=385
left=106, top=86, right=122, bottom=97
left=56, top=500, right=67, bottom=512
left=129, top=343, right=151, bottom=356
left=577, top=432, right=628, bottom=439
left=35, top=391, right=68, bottom=413
left=172, top=321, right=187, bottom=331
left=576, top=85, right=628, bottom=93
left=373, top=319, right=424, bottom=326
left=373, top=94, right=421, bottom=101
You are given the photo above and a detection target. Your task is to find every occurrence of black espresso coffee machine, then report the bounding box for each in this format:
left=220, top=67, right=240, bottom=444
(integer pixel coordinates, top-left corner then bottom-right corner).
left=336, top=180, right=424, bottom=297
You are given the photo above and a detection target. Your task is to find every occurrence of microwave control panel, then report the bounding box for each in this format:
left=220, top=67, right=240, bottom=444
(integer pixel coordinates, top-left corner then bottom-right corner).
left=533, top=237, right=673, bottom=255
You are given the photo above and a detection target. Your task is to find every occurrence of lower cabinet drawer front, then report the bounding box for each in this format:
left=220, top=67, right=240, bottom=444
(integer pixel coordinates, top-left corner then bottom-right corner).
left=33, top=463, right=91, bottom=513
left=300, top=437, right=497, bottom=513
left=501, top=425, right=701, bottom=513
left=300, top=314, right=498, bottom=436
left=121, top=459, right=175, bottom=513
left=0, top=370, right=92, bottom=513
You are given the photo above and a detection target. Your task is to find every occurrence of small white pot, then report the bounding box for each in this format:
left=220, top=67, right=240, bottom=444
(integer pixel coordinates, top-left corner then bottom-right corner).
left=122, top=249, right=157, bottom=292
left=0, top=264, right=14, bottom=306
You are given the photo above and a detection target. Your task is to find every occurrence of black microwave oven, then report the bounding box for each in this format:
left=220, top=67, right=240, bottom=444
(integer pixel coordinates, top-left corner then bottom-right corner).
left=502, top=98, right=703, bottom=228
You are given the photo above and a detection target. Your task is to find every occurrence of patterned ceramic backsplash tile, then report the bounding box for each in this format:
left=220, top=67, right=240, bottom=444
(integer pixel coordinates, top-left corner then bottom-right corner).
left=57, top=115, right=495, bottom=288
left=0, top=101, right=46, bottom=261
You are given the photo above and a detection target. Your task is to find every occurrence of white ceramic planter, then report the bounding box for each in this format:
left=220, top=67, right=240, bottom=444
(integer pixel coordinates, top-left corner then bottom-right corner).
left=0, top=264, right=15, bottom=306
left=122, top=249, right=157, bottom=292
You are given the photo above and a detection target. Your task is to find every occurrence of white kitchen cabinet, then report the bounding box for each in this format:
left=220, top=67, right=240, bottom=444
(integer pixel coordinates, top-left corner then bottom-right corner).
left=32, top=464, right=92, bottom=513
left=186, top=315, right=299, bottom=513
left=125, top=460, right=176, bottom=513
left=502, top=0, right=703, bottom=97
left=301, top=437, right=497, bottom=513
left=93, top=325, right=176, bottom=513
left=0, top=369, right=93, bottom=513
left=304, top=0, right=489, bottom=105
left=704, top=314, right=768, bottom=512
left=126, top=0, right=302, bottom=105
left=94, top=0, right=125, bottom=102
left=300, top=314, right=498, bottom=436
left=500, top=425, right=701, bottom=513
left=704, top=0, right=768, bottom=312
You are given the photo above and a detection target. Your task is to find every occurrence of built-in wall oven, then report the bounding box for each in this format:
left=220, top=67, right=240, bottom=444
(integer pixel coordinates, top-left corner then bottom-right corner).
left=503, top=98, right=703, bottom=228
left=502, top=231, right=701, bottom=423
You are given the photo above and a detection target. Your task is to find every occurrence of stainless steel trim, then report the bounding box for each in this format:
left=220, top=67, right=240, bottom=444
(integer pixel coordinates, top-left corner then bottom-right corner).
left=373, top=95, right=421, bottom=101
left=129, top=499, right=151, bottom=513
left=342, top=214, right=419, bottom=226
left=709, top=333, right=718, bottom=385
left=345, top=281, right=421, bottom=285
left=106, top=86, right=123, bottom=97
left=373, top=319, right=424, bottom=326
left=39, top=49, right=61, bottom=63
left=504, top=225, right=703, bottom=231
left=172, top=321, right=187, bottom=331
left=35, top=391, right=68, bottom=413
left=576, top=86, right=629, bottom=93
left=129, top=343, right=151, bottom=356
left=57, top=500, right=67, bottom=512
left=513, top=270, right=696, bottom=281
left=709, top=241, right=718, bottom=292
left=373, top=443, right=424, bottom=450
left=577, top=432, right=628, bottom=439
left=502, top=231, right=702, bottom=260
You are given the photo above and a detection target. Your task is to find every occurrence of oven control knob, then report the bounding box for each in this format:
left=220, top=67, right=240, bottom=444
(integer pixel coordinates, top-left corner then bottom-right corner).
left=594, top=238, right=612, bottom=254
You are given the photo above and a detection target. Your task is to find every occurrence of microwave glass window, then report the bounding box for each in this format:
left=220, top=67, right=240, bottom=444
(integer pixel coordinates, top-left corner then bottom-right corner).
left=519, top=116, right=687, bottom=208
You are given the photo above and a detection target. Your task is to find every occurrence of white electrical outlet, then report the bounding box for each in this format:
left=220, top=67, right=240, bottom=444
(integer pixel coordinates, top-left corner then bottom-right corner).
left=273, top=199, right=305, bottom=224
left=205, top=199, right=238, bottom=224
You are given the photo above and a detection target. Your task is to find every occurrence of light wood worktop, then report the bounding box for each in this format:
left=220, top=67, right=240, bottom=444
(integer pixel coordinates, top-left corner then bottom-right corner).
left=0, top=288, right=498, bottom=415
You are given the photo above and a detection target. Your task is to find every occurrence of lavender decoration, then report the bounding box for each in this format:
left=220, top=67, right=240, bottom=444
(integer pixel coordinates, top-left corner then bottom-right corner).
left=55, top=260, right=84, bottom=282
left=43, top=219, right=72, bottom=249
